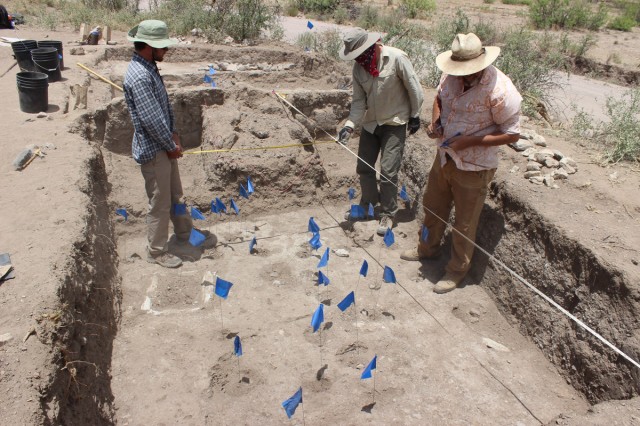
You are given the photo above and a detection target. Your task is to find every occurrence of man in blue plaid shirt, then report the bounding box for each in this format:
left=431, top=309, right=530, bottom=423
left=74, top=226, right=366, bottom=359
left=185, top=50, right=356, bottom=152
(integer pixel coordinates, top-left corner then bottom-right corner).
left=124, top=20, right=209, bottom=268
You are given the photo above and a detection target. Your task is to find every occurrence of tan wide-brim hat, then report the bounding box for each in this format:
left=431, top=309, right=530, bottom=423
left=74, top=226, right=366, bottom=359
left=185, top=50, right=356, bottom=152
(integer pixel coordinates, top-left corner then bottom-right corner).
left=436, top=33, right=500, bottom=76
left=339, top=28, right=381, bottom=61
left=127, top=19, right=178, bottom=49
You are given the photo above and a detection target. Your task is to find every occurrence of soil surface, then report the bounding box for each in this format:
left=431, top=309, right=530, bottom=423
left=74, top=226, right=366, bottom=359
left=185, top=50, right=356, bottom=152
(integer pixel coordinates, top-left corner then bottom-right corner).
left=1, top=3, right=640, bottom=425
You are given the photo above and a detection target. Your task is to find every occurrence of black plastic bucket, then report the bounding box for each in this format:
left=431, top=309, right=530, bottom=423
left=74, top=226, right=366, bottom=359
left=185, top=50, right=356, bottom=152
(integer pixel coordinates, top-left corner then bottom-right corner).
left=11, top=40, right=38, bottom=72
left=16, top=72, right=49, bottom=114
left=37, top=40, right=64, bottom=69
left=31, top=47, right=61, bottom=82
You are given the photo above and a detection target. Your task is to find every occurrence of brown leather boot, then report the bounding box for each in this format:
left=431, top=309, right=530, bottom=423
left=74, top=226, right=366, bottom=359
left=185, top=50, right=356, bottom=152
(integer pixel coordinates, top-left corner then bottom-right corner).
left=400, top=247, right=441, bottom=261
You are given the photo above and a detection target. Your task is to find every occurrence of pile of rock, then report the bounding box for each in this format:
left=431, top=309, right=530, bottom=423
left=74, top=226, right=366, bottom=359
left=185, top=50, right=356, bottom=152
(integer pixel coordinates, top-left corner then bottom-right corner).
left=509, top=130, right=578, bottom=188
left=213, top=62, right=296, bottom=72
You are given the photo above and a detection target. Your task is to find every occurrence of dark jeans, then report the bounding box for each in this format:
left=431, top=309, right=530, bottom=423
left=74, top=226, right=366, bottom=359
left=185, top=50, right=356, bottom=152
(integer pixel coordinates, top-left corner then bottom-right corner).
left=356, top=124, right=406, bottom=217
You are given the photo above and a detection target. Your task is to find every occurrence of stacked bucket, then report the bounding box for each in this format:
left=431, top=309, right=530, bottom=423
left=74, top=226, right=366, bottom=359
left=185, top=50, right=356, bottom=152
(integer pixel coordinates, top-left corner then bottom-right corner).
left=12, top=39, right=64, bottom=113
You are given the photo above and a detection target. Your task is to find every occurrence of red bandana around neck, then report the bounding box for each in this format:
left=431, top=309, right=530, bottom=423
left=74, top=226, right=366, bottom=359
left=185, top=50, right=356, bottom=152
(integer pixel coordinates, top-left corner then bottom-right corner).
left=355, top=44, right=379, bottom=77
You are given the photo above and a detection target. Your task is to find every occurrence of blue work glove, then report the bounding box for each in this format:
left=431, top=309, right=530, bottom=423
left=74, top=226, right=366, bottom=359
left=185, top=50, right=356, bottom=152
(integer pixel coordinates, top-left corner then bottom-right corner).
left=338, top=126, right=353, bottom=145
left=408, top=116, right=421, bottom=135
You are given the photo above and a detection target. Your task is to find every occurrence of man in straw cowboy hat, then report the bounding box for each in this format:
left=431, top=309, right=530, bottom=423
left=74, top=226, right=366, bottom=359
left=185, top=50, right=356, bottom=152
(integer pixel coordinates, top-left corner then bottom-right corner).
left=401, top=33, right=522, bottom=294
left=338, top=28, right=424, bottom=236
left=124, top=20, right=212, bottom=268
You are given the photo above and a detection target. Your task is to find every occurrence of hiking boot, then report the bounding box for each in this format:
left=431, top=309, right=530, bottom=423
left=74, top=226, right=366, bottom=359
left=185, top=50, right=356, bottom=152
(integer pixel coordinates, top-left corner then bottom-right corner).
left=376, top=216, right=392, bottom=236
left=433, top=273, right=464, bottom=294
left=400, top=247, right=441, bottom=261
left=147, top=252, right=182, bottom=268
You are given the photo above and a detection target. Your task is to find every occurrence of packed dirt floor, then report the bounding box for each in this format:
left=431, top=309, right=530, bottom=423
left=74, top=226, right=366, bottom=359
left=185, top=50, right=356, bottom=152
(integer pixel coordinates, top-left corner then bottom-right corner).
left=1, top=3, right=640, bottom=425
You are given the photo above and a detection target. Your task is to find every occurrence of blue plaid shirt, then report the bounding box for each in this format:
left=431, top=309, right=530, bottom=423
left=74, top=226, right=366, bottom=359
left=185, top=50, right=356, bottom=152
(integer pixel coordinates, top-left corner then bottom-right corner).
left=123, top=52, right=176, bottom=164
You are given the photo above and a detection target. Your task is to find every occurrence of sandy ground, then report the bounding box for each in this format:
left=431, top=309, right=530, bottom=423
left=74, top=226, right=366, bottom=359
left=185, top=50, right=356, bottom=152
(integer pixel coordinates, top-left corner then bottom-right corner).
left=1, top=2, right=640, bottom=425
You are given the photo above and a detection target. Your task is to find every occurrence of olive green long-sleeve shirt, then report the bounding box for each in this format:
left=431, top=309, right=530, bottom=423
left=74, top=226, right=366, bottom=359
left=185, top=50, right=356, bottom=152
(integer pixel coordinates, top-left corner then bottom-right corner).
left=345, top=45, right=424, bottom=133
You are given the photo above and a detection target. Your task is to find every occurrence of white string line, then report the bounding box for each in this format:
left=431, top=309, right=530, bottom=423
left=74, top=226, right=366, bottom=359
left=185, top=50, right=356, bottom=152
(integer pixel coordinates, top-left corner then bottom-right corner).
left=273, top=90, right=640, bottom=371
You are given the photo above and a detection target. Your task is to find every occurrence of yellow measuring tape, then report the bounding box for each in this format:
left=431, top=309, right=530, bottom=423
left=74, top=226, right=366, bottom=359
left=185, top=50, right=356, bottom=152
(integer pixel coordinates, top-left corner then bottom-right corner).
left=183, top=139, right=336, bottom=154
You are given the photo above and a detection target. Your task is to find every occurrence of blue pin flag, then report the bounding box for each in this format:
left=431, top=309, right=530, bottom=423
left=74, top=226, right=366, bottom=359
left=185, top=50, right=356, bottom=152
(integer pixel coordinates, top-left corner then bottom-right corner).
left=421, top=224, right=429, bottom=242
left=210, top=200, right=219, bottom=214
left=337, top=291, right=355, bottom=312
left=359, top=260, right=369, bottom=277
left=309, top=232, right=322, bottom=250
left=368, top=203, right=375, bottom=218
left=189, top=228, right=206, bottom=247
left=307, top=20, right=314, bottom=29
left=191, top=207, right=206, bottom=220
left=115, top=208, right=128, bottom=221
left=233, top=335, right=242, bottom=357
left=349, top=204, right=365, bottom=220
left=203, top=74, right=212, bottom=84
left=400, top=185, right=409, bottom=201
left=348, top=187, right=355, bottom=200
left=230, top=198, right=240, bottom=215
left=239, top=184, right=249, bottom=199
left=215, top=277, right=233, bottom=299
left=317, top=270, right=330, bottom=286
left=247, top=176, right=255, bottom=194
left=215, top=197, right=227, bottom=214
left=311, top=303, right=324, bottom=332
left=173, top=203, right=187, bottom=216
left=282, top=387, right=303, bottom=419
left=383, top=227, right=395, bottom=247
left=317, top=247, right=329, bottom=268
left=308, top=217, right=320, bottom=233
left=361, top=355, right=377, bottom=379
left=208, top=66, right=216, bottom=76
left=249, top=236, right=257, bottom=254
left=383, top=266, right=396, bottom=284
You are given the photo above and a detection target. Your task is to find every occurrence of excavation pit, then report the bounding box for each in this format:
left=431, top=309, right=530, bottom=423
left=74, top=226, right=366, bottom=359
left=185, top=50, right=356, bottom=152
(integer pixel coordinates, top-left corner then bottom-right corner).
left=65, top=44, right=640, bottom=423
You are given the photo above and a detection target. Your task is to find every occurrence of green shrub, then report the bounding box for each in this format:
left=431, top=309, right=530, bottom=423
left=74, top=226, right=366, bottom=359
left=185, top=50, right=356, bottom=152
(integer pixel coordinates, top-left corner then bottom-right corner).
left=356, top=4, right=380, bottom=29
left=502, top=0, right=530, bottom=5
left=495, top=28, right=563, bottom=116
left=484, top=0, right=496, bottom=4
left=333, top=6, right=348, bottom=24
left=571, top=89, right=640, bottom=163
left=608, top=14, right=637, bottom=31
left=529, top=0, right=608, bottom=30
left=296, top=28, right=342, bottom=59
left=400, top=0, right=436, bottom=19
left=432, top=8, right=470, bottom=52
left=297, top=0, right=338, bottom=14
left=285, top=0, right=299, bottom=16
left=381, top=16, right=433, bottom=77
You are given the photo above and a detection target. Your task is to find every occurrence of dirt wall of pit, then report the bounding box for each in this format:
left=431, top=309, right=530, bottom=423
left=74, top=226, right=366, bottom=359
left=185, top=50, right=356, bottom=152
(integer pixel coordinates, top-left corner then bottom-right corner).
left=38, top=148, right=122, bottom=424
left=470, top=179, right=640, bottom=403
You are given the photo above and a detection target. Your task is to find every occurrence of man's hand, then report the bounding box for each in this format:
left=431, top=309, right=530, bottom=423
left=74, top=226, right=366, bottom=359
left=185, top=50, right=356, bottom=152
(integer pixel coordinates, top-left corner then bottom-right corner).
left=445, top=135, right=476, bottom=152
left=407, top=116, right=421, bottom=135
left=426, top=121, right=443, bottom=139
left=337, top=126, right=353, bottom=145
left=167, top=133, right=183, bottom=159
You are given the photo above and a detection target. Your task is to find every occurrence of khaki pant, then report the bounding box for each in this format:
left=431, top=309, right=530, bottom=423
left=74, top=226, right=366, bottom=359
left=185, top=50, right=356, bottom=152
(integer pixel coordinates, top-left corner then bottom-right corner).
left=140, top=151, right=192, bottom=256
left=419, top=155, right=496, bottom=278
left=356, top=125, right=406, bottom=217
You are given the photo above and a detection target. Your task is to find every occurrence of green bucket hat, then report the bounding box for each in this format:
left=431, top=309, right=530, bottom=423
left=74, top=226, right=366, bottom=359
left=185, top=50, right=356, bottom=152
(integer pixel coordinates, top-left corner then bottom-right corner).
left=127, top=20, right=178, bottom=49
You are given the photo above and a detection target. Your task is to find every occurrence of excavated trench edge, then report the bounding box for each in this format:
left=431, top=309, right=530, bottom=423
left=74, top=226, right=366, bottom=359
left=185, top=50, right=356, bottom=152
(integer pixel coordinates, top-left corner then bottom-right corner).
left=40, top=148, right=121, bottom=425
left=475, top=180, right=639, bottom=403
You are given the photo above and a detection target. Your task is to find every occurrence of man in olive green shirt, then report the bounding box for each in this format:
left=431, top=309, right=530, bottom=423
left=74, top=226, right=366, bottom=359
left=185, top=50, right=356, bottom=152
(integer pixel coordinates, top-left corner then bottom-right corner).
left=338, top=28, right=424, bottom=236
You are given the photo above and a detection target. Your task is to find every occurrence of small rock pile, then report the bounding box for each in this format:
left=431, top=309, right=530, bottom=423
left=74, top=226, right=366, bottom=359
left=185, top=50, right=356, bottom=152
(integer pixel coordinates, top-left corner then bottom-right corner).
left=509, top=130, right=578, bottom=188
left=212, top=62, right=296, bottom=72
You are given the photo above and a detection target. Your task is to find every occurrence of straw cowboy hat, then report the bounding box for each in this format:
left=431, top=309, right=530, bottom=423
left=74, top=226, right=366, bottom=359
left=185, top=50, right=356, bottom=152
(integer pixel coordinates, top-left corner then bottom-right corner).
left=127, top=20, right=178, bottom=49
left=339, top=28, right=381, bottom=61
left=436, top=33, right=500, bottom=76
